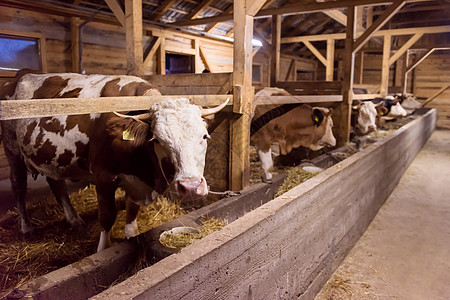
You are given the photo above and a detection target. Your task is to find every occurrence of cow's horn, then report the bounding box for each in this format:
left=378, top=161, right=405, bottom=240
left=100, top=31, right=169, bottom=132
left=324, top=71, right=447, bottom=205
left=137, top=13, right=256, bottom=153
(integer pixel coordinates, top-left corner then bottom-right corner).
left=113, top=111, right=150, bottom=123
left=201, top=98, right=229, bottom=117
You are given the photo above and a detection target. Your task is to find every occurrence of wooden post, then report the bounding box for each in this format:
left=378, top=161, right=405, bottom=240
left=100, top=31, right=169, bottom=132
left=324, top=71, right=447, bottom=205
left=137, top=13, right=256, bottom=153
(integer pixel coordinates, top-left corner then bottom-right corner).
left=70, top=17, right=80, bottom=73
left=157, top=37, right=166, bottom=74
left=326, top=39, right=335, bottom=81
left=194, top=39, right=201, bottom=73
left=355, top=51, right=364, bottom=84
left=401, top=50, right=410, bottom=94
left=380, top=34, right=391, bottom=96
left=270, top=14, right=281, bottom=86
left=230, top=0, right=264, bottom=191
left=125, top=0, right=143, bottom=76
left=338, top=5, right=356, bottom=147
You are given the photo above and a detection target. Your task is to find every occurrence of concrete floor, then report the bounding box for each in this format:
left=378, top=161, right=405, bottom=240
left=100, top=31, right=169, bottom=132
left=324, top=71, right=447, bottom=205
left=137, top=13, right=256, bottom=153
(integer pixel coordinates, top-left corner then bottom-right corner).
left=316, top=129, right=450, bottom=300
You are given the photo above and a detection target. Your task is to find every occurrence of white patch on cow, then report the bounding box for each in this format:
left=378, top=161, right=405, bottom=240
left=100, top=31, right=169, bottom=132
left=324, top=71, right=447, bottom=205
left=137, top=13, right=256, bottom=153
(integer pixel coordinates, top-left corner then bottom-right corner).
left=90, top=113, right=101, bottom=120
left=356, top=102, right=378, bottom=134
left=12, top=73, right=57, bottom=99
left=258, top=148, right=273, bottom=181
left=311, top=107, right=336, bottom=150
left=124, top=219, right=139, bottom=239
left=151, top=98, right=208, bottom=195
left=400, top=95, right=421, bottom=114
left=97, top=231, right=112, bottom=252
left=388, top=102, right=407, bottom=117
left=17, top=117, right=89, bottom=178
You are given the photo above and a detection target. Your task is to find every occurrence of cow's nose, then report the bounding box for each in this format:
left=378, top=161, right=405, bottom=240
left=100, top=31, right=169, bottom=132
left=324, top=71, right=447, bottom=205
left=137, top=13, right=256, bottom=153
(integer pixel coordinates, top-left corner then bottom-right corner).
left=368, top=125, right=377, bottom=132
left=176, top=177, right=208, bottom=198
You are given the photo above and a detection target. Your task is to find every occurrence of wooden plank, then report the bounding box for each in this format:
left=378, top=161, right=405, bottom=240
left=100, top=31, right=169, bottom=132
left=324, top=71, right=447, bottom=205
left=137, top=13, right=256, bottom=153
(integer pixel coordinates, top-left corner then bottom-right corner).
left=270, top=14, right=281, bottom=86
left=199, top=45, right=212, bottom=72
left=0, top=95, right=231, bottom=120
left=245, top=0, right=267, bottom=16
left=353, top=0, right=406, bottom=54
left=284, top=59, right=296, bottom=81
left=143, top=73, right=232, bottom=87
left=125, top=0, right=143, bottom=76
left=303, top=41, right=327, bottom=66
left=158, top=37, right=166, bottom=74
left=230, top=0, right=254, bottom=191
left=70, top=17, right=80, bottom=73
left=389, top=33, right=424, bottom=66
left=281, top=26, right=450, bottom=44
left=255, top=95, right=342, bottom=104
left=151, top=0, right=176, bottom=21
left=143, top=37, right=161, bottom=68
left=326, top=39, right=335, bottom=81
left=338, top=5, right=356, bottom=147
left=104, top=0, right=125, bottom=26
left=380, top=34, right=391, bottom=96
left=194, top=39, right=201, bottom=73
left=421, top=83, right=450, bottom=107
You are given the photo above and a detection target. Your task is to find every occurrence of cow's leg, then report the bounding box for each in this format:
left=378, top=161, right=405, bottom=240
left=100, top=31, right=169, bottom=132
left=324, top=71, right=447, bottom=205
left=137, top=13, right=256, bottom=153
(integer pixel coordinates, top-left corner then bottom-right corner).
left=124, top=200, right=140, bottom=239
left=96, top=181, right=117, bottom=252
left=10, top=159, right=31, bottom=233
left=257, top=148, right=273, bottom=183
left=46, top=177, right=85, bottom=230
left=2, top=136, right=32, bottom=233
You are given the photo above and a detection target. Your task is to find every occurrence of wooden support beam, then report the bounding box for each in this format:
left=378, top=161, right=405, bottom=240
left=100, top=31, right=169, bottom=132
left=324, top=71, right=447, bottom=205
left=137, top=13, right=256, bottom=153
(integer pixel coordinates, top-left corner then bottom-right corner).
left=205, top=5, right=233, bottom=33
left=421, top=83, right=450, bottom=107
left=0, top=95, right=231, bottom=120
left=143, top=37, right=161, bottom=68
left=353, top=0, right=405, bottom=53
left=355, top=51, right=364, bottom=84
left=185, top=0, right=214, bottom=20
left=326, top=39, right=335, bottom=81
left=380, top=34, right=391, bottom=96
left=338, top=5, right=356, bottom=147
left=389, top=33, right=423, bottom=66
left=125, top=0, right=143, bottom=76
left=151, top=0, right=176, bottom=21
left=70, top=17, right=80, bottom=73
left=303, top=40, right=327, bottom=66
left=230, top=0, right=254, bottom=191
left=405, top=48, right=435, bottom=74
left=285, top=59, right=296, bottom=81
left=104, top=0, right=125, bottom=26
left=270, top=14, right=281, bottom=86
left=199, top=45, right=212, bottom=72
left=157, top=37, right=166, bottom=74
left=194, top=39, right=201, bottom=73
left=246, top=0, right=268, bottom=16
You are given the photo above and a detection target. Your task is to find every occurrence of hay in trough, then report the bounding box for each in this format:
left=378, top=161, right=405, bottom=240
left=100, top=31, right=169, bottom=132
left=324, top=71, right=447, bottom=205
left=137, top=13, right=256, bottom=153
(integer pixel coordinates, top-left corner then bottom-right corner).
left=276, top=167, right=318, bottom=197
left=159, top=217, right=227, bottom=249
left=0, top=184, right=186, bottom=298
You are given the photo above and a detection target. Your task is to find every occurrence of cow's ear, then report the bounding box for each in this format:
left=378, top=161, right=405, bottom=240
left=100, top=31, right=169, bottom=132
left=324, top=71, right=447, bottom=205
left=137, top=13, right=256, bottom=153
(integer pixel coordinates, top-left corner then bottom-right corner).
left=312, top=108, right=325, bottom=126
left=112, top=112, right=152, bottom=146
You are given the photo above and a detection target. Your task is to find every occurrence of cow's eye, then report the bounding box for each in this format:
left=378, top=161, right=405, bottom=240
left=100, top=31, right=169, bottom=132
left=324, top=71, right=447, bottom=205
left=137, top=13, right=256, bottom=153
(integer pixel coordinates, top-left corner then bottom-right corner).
left=203, top=134, right=209, bottom=140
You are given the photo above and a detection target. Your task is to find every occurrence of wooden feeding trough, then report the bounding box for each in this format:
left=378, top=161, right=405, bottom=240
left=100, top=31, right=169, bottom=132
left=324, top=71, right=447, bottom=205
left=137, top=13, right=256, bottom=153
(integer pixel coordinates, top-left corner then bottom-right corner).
left=11, top=108, right=436, bottom=299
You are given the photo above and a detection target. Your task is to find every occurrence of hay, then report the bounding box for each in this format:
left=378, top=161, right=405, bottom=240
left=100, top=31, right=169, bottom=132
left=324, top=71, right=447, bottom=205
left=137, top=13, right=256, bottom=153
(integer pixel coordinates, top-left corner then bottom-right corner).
left=160, top=217, right=227, bottom=249
left=0, top=184, right=185, bottom=298
left=276, top=167, right=318, bottom=197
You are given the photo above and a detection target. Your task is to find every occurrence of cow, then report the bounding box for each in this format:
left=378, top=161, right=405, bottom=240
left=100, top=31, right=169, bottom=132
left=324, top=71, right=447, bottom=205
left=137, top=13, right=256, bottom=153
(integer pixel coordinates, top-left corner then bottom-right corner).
left=1, top=71, right=227, bottom=252
left=251, top=88, right=336, bottom=182
left=351, top=100, right=384, bottom=135
left=371, top=96, right=407, bottom=119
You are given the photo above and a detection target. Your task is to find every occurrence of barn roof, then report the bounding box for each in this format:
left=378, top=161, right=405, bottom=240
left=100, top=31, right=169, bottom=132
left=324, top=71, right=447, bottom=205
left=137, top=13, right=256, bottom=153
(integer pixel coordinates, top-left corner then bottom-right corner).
left=1, top=0, right=449, bottom=56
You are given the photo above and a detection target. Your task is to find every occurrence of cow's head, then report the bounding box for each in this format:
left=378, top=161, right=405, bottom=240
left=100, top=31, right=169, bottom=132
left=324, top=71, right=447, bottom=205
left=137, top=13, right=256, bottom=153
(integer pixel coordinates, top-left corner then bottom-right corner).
left=353, top=101, right=381, bottom=134
left=115, top=98, right=228, bottom=199
left=309, top=107, right=336, bottom=151
left=384, top=97, right=407, bottom=118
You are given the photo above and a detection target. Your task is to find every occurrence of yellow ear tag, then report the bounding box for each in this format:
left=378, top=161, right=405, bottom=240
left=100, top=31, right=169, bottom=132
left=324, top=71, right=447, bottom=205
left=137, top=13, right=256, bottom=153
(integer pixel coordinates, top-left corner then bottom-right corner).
left=314, top=115, right=319, bottom=123
left=122, top=129, right=135, bottom=141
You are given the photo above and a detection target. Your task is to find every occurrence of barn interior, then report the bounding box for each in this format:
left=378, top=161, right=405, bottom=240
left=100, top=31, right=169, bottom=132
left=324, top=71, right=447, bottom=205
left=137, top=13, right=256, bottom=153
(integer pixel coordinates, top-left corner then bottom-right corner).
left=0, top=0, right=449, bottom=299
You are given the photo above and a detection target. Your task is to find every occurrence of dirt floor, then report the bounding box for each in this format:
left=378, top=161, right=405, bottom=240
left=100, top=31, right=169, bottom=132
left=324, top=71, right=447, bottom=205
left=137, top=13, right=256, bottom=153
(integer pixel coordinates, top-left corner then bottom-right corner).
left=316, top=128, right=450, bottom=300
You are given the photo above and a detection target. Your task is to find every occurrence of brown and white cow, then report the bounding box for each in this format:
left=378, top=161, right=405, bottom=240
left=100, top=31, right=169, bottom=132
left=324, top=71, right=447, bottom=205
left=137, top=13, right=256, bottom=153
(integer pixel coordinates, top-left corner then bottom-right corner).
left=351, top=100, right=382, bottom=135
left=251, top=102, right=336, bottom=182
left=1, top=71, right=227, bottom=251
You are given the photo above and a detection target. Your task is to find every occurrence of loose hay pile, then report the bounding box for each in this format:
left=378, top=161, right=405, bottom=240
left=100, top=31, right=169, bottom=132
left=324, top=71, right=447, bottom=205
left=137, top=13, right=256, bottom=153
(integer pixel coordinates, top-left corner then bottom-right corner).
left=0, top=184, right=185, bottom=298
left=276, top=167, right=318, bottom=197
left=160, top=217, right=227, bottom=249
